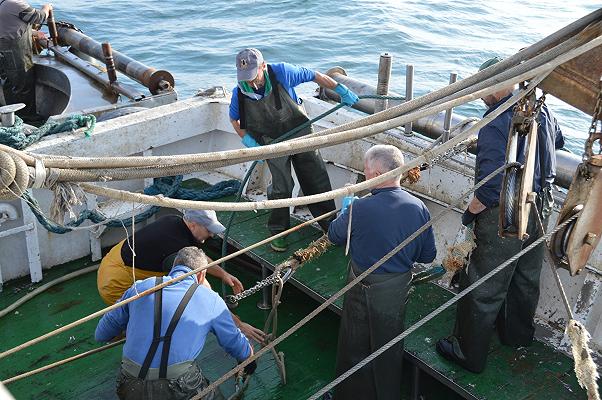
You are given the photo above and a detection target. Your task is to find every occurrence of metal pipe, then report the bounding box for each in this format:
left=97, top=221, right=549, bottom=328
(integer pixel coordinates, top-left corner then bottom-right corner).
left=257, top=265, right=271, bottom=310
left=323, top=67, right=581, bottom=189
left=405, top=64, right=414, bottom=136
left=102, top=42, right=118, bottom=84
left=47, top=10, right=58, bottom=46
left=43, top=40, right=145, bottom=100
left=57, top=28, right=174, bottom=95
left=375, top=53, right=392, bottom=113
left=442, top=72, right=458, bottom=142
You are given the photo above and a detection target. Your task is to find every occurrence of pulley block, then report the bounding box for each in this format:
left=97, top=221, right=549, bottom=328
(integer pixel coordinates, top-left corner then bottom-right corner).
left=549, top=155, right=602, bottom=276
left=499, top=115, right=538, bottom=240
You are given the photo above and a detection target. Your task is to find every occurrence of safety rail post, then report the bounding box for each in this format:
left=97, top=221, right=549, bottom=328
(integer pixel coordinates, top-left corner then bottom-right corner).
left=257, top=265, right=271, bottom=310
left=102, top=42, right=118, bottom=84
left=442, top=72, right=458, bottom=142
left=404, top=64, right=414, bottom=136
left=47, top=10, right=59, bottom=47
left=375, top=53, right=392, bottom=113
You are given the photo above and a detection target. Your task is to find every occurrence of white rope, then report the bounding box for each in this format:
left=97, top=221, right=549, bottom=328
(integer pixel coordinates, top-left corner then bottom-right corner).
left=77, top=74, right=551, bottom=212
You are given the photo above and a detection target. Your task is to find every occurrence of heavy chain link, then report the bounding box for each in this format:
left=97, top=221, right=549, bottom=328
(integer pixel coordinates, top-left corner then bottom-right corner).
left=426, top=137, right=476, bottom=166
left=583, top=79, right=602, bottom=163
left=225, top=265, right=292, bottom=305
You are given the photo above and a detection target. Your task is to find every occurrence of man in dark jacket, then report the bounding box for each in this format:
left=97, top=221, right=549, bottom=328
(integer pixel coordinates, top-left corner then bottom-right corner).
left=329, top=144, right=437, bottom=400
left=436, top=57, right=565, bottom=373
left=0, top=0, right=51, bottom=114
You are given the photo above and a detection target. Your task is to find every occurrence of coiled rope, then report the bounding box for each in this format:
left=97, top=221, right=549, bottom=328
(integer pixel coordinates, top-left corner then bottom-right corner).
left=0, top=114, right=95, bottom=150
left=22, top=177, right=240, bottom=234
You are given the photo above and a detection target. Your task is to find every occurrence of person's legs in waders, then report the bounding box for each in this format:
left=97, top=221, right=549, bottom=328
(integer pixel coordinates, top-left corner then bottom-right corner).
left=265, top=153, right=294, bottom=251
left=116, top=362, right=224, bottom=400
left=334, top=267, right=377, bottom=399
left=441, top=207, right=523, bottom=373
left=0, top=26, right=36, bottom=117
left=496, top=202, right=546, bottom=347
left=334, top=263, right=410, bottom=400
left=291, top=149, right=336, bottom=232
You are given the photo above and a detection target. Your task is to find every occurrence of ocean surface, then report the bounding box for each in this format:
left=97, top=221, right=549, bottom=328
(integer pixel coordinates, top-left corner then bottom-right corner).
left=53, top=0, right=599, bottom=153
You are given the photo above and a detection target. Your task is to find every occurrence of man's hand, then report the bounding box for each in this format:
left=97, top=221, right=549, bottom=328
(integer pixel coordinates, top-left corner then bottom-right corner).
left=241, top=133, right=261, bottom=148
left=341, top=196, right=358, bottom=214
left=334, top=83, right=359, bottom=106
left=33, top=31, right=47, bottom=40
left=223, top=273, right=244, bottom=294
left=239, top=322, right=267, bottom=344
left=462, top=197, right=487, bottom=226
left=41, top=3, right=53, bottom=17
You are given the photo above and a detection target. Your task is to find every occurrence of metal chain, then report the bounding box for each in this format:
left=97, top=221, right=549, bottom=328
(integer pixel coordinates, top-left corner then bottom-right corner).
left=426, top=137, right=476, bottom=167
left=583, top=79, right=602, bottom=163
left=225, top=265, right=291, bottom=305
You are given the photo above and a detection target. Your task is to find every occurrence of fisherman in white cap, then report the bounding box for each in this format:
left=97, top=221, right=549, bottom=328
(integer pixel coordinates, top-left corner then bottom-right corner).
left=97, top=210, right=266, bottom=343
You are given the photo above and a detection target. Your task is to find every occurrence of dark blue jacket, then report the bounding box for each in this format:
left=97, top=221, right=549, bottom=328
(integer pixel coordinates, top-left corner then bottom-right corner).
left=328, top=187, right=437, bottom=274
left=474, top=95, right=564, bottom=208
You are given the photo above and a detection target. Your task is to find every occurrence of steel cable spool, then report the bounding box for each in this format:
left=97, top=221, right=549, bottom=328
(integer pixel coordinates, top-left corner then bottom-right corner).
left=501, top=165, right=521, bottom=233
left=550, top=204, right=582, bottom=263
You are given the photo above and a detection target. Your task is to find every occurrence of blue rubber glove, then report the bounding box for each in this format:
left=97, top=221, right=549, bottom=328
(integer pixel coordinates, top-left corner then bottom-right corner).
left=334, top=83, right=359, bottom=106
left=341, top=196, right=359, bottom=214
left=241, top=133, right=261, bottom=148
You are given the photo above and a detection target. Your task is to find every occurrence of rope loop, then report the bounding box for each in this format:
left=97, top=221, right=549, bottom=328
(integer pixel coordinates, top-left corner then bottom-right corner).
left=0, top=150, right=29, bottom=200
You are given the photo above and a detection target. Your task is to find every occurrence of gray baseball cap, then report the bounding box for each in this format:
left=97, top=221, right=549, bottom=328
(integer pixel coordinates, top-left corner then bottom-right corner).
left=183, top=209, right=226, bottom=234
left=236, top=48, right=263, bottom=82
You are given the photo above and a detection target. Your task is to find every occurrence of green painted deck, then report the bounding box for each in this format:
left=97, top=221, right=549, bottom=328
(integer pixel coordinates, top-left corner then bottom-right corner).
left=0, top=257, right=342, bottom=399
left=0, top=178, right=588, bottom=399
left=211, top=179, right=587, bottom=400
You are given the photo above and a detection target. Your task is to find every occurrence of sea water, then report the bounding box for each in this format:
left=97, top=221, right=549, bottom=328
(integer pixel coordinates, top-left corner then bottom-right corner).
left=54, top=0, right=599, bottom=153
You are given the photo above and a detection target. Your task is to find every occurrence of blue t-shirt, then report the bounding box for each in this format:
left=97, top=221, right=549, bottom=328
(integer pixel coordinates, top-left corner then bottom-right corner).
left=95, top=265, right=251, bottom=366
left=474, top=95, right=564, bottom=208
left=229, top=62, right=316, bottom=121
left=328, top=187, right=437, bottom=274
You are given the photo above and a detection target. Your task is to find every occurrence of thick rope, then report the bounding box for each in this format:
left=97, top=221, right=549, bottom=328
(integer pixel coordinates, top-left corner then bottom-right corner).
left=0, top=114, right=95, bottom=150
left=308, top=212, right=581, bottom=400
left=2, top=339, right=124, bottom=385
left=15, top=13, right=601, bottom=171
left=22, top=178, right=240, bottom=234
left=76, top=75, right=549, bottom=212
left=28, top=34, right=600, bottom=186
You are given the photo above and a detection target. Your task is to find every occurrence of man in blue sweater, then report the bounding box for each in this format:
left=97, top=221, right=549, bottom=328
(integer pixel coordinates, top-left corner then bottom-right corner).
left=436, top=57, right=564, bottom=373
left=229, top=48, right=359, bottom=252
left=328, top=144, right=437, bottom=400
left=96, top=246, right=255, bottom=400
